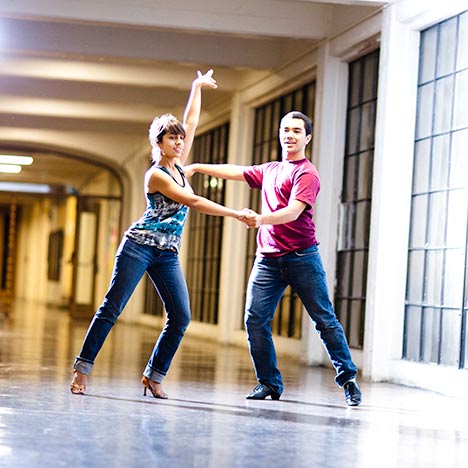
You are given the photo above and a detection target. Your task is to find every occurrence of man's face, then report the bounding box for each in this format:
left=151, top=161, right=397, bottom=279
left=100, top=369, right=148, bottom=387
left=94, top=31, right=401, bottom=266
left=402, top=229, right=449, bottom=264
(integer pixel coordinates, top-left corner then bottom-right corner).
left=279, top=117, right=311, bottom=155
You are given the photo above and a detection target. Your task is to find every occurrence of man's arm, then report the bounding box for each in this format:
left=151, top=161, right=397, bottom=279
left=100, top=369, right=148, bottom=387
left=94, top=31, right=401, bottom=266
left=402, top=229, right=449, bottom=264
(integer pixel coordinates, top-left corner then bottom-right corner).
left=241, top=200, right=307, bottom=228
left=184, top=163, right=247, bottom=181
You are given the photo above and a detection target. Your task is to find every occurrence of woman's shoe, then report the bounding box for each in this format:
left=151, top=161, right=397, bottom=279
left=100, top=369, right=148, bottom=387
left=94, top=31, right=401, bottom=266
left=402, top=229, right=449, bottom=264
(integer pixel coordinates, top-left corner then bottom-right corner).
left=70, top=370, right=87, bottom=395
left=141, top=376, right=168, bottom=399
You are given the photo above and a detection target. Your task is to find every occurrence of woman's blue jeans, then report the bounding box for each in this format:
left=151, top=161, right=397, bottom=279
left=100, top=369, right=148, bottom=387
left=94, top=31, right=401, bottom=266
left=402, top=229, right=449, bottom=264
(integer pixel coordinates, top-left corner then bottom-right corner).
left=73, top=237, right=190, bottom=383
left=245, top=244, right=357, bottom=394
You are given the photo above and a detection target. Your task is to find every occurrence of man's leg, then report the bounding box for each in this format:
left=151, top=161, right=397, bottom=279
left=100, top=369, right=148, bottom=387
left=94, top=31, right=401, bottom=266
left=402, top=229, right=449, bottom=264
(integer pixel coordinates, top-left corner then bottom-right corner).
left=244, top=256, right=287, bottom=398
left=285, top=246, right=361, bottom=405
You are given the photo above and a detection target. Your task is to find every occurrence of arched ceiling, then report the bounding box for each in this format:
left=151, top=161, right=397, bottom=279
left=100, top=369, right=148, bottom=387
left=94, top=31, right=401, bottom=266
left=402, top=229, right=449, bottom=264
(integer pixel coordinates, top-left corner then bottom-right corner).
left=0, top=0, right=386, bottom=191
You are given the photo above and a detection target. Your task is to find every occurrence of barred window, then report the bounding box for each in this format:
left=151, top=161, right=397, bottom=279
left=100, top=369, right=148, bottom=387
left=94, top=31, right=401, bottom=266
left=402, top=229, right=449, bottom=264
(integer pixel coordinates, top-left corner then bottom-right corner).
left=335, top=49, right=380, bottom=349
left=144, top=123, right=229, bottom=321
left=404, top=11, right=468, bottom=368
left=247, top=82, right=315, bottom=338
left=186, top=123, right=230, bottom=324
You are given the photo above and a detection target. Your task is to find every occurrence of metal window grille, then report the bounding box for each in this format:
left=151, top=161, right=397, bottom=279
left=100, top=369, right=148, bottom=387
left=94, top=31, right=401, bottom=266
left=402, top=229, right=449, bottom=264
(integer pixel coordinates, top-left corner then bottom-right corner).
left=144, top=123, right=230, bottom=321
left=404, top=11, right=468, bottom=369
left=186, top=123, right=230, bottom=324
left=246, top=82, right=316, bottom=338
left=334, top=49, right=380, bottom=349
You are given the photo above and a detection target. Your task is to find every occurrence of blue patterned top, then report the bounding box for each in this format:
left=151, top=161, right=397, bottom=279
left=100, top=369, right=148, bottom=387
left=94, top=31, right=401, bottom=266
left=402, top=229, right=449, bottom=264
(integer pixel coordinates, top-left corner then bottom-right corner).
left=126, top=165, right=190, bottom=252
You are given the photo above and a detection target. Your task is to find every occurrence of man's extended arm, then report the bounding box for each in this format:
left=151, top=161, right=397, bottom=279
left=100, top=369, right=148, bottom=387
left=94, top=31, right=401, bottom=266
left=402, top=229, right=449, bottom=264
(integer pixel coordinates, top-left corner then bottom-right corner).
left=184, top=163, right=247, bottom=181
left=241, top=200, right=307, bottom=228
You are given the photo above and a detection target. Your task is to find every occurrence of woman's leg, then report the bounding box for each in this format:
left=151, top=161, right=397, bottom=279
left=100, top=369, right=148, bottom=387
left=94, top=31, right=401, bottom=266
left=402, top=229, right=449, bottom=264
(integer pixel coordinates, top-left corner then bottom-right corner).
left=73, top=239, right=150, bottom=375
left=143, top=251, right=190, bottom=386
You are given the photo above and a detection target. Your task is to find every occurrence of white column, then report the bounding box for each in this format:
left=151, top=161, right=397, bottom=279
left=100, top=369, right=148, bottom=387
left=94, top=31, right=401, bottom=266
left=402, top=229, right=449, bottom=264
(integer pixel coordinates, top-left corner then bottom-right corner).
left=363, top=3, right=420, bottom=381
left=217, top=93, right=254, bottom=344
left=302, top=43, right=349, bottom=366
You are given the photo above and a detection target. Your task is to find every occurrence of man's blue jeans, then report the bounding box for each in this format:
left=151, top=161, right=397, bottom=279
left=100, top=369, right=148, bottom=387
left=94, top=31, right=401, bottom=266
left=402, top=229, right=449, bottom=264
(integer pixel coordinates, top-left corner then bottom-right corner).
left=73, top=237, right=190, bottom=383
left=245, top=244, right=357, bottom=394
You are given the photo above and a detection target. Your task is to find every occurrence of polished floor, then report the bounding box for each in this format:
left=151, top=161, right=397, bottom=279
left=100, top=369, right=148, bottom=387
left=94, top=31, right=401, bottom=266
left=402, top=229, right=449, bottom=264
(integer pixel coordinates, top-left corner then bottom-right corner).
left=0, top=300, right=467, bottom=468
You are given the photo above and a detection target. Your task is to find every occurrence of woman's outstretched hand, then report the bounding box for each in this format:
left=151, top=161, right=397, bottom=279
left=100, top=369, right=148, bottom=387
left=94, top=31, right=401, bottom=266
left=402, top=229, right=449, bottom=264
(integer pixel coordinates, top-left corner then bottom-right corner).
left=194, top=69, right=218, bottom=89
left=239, top=209, right=262, bottom=228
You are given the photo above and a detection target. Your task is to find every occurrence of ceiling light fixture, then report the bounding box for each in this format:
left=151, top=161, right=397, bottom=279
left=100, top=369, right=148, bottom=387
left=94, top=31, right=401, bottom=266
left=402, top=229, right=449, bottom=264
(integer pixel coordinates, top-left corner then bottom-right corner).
left=0, top=155, right=33, bottom=165
left=0, top=182, right=52, bottom=193
left=0, top=164, right=22, bottom=174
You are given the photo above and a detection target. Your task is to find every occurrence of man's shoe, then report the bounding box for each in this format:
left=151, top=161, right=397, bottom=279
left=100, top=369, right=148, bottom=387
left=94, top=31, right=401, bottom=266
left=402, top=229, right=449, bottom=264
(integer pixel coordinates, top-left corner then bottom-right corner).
left=246, top=384, right=281, bottom=400
left=343, top=380, right=362, bottom=406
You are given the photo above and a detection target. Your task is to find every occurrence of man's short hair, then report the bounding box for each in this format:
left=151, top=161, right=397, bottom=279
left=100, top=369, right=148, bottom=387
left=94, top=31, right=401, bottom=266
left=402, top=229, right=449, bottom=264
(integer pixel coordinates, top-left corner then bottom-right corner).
left=281, top=111, right=313, bottom=136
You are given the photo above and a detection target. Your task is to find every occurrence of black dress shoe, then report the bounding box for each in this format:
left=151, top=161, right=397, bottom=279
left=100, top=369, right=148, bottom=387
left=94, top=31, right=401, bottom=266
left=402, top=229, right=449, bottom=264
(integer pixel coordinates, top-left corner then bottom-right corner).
left=343, top=380, right=362, bottom=406
left=246, top=384, right=281, bottom=400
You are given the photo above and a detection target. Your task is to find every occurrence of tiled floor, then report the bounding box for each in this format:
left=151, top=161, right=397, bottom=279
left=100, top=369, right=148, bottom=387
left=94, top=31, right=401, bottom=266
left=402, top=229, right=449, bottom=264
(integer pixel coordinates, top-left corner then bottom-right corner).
left=0, top=300, right=467, bottom=467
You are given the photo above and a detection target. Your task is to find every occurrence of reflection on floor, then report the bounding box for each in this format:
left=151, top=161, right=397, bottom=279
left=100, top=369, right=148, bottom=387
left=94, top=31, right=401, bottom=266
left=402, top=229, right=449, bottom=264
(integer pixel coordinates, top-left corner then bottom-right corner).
left=0, top=300, right=467, bottom=468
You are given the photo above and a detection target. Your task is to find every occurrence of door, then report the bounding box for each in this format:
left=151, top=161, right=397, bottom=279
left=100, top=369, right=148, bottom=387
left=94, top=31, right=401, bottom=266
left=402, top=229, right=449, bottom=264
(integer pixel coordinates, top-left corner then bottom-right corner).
left=71, top=197, right=100, bottom=319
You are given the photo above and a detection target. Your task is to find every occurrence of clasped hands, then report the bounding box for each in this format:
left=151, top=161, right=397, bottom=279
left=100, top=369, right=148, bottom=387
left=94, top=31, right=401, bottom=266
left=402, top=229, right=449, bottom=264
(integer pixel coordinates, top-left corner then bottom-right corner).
left=237, top=208, right=261, bottom=228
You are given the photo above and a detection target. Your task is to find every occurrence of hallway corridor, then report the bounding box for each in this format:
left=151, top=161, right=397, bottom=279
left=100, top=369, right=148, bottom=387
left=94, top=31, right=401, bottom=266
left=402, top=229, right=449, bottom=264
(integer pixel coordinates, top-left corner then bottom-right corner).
left=0, top=300, right=467, bottom=468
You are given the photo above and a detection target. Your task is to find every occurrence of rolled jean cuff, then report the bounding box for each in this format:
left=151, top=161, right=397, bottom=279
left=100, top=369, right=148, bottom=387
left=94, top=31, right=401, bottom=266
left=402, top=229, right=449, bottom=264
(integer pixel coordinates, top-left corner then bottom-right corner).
left=143, top=365, right=165, bottom=384
left=73, top=358, right=94, bottom=375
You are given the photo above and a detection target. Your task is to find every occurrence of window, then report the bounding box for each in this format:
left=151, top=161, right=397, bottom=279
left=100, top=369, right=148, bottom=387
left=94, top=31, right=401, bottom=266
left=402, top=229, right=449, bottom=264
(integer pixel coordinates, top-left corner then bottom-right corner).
left=47, top=229, right=64, bottom=281
left=186, top=123, right=230, bottom=324
left=0, top=203, right=17, bottom=304
left=143, top=124, right=230, bottom=321
left=247, top=82, right=315, bottom=338
left=404, top=11, right=468, bottom=368
left=335, top=50, right=380, bottom=349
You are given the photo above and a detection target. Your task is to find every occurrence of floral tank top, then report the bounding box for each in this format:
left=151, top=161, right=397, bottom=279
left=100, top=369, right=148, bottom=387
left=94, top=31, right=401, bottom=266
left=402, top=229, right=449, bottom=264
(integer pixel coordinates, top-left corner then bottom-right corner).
left=126, top=165, right=190, bottom=252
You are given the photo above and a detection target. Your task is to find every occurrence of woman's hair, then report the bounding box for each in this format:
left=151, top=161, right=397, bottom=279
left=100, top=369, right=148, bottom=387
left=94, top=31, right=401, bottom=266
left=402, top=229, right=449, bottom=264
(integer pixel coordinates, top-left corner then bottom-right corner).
left=148, top=113, right=186, bottom=163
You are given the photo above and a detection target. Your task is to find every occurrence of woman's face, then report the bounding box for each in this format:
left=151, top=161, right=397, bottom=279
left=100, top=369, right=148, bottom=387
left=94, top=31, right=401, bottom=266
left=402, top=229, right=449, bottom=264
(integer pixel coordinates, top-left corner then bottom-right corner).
left=158, top=132, right=185, bottom=159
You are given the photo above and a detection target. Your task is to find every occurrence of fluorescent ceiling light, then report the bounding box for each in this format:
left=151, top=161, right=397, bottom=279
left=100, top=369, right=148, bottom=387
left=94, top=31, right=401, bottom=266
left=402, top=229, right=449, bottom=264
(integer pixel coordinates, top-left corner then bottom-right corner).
left=0, top=182, right=77, bottom=194
left=0, top=182, right=51, bottom=193
left=0, top=155, right=33, bottom=165
left=0, top=164, right=22, bottom=174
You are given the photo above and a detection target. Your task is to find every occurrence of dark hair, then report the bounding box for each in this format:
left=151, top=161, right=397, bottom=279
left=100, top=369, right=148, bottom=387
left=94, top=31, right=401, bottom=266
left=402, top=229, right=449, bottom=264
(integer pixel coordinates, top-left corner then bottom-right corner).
left=281, top=111, right=313, bottom=136
left=148, top=113, right=186, bottom=163
left=149, top=113, right=186, bottom=145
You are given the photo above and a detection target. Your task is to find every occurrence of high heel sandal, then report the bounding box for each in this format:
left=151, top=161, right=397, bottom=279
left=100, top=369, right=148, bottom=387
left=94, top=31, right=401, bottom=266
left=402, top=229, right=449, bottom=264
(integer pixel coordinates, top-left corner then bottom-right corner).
left=141, top=376, right=168, bottom=399
left=70, top=370, right=87, bottom=395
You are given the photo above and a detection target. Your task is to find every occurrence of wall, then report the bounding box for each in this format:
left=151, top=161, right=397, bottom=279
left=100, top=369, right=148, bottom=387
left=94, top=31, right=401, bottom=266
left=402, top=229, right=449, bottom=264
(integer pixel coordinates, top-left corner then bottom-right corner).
left=365, top=0, right=468, bottom=398
left=15, top=201, right=50, bottom=302
left=172, top=0, right=468, bottom=399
